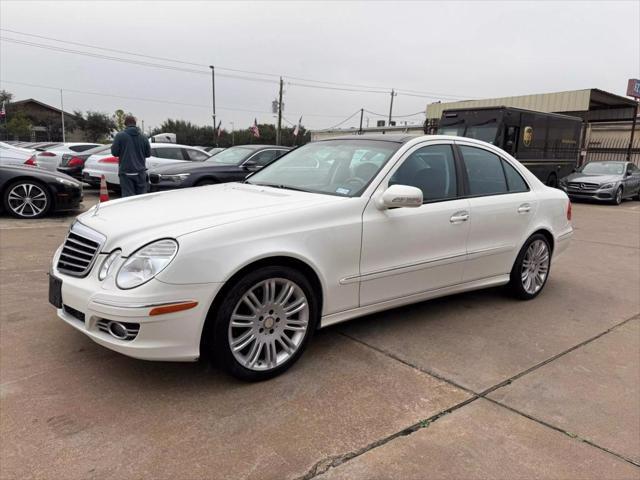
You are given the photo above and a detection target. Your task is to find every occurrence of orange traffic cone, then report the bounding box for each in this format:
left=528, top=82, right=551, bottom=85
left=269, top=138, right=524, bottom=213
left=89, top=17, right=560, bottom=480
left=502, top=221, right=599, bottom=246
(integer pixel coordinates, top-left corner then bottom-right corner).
left=99, top=175, right=110, bottom=202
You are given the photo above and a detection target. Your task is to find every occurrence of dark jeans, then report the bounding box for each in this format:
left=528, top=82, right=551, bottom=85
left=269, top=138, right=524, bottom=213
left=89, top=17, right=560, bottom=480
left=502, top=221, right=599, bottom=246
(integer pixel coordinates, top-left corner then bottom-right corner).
left=119, top=171, right=148, bottom=197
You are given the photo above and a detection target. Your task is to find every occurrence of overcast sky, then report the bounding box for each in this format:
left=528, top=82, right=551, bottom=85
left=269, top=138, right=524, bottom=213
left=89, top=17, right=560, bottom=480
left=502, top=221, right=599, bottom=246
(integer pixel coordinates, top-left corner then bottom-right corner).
left=1, top=0, right=638, bottom=133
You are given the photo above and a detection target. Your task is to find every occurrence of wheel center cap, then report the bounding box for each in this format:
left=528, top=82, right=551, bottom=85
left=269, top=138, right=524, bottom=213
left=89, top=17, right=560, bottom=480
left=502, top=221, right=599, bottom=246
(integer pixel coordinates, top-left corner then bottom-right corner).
left=264, top=317, right=275, bottom=329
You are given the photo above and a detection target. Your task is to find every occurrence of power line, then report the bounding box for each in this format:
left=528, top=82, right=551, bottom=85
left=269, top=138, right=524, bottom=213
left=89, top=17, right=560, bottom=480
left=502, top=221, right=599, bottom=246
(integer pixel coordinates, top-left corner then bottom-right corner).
left=0, top=79, right=359, bottom=119
left=364, top=108, right=425, bottom=118
left=0, top=28, right=473, bottom=100
left=313, top=110, right=362, bottom=132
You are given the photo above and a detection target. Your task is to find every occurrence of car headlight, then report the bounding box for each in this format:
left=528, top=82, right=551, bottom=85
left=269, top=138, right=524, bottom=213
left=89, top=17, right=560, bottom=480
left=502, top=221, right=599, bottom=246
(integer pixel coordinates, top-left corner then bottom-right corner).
left=56, top=177, right=80, bottom=187
left=559, top=179, right=567, bottom=186
left=159, top=173, right=190, bottom=183
left=600, top=183, right=614, bottom=189
left=116, top=239, right=178, bottom=289
left=98, top=250, right=121, bottom=281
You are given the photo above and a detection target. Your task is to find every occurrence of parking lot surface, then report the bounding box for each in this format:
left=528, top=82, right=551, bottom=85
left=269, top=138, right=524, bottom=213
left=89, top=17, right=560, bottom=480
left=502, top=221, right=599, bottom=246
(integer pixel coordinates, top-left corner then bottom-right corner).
left=1, top=192, right=639, bottom=480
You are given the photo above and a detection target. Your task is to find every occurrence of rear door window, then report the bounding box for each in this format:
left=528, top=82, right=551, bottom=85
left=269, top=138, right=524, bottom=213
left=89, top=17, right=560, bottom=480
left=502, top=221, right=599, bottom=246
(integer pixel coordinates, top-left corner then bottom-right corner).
left=250, top=150, right=278, bottom=167
left=501, top=160, right=529, bottom=192
left=155, top=147, right=186, bottom=160
left=460, top=146, right=508, bottom=196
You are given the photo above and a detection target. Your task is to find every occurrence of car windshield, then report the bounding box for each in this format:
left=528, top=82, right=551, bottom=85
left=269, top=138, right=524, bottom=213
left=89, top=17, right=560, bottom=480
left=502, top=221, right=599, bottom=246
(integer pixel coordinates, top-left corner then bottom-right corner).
left=580, top=162, right=625, bottom=175
left=246, top=139, right=401, bottom=197
left=209, top=146, right=255, bottom=165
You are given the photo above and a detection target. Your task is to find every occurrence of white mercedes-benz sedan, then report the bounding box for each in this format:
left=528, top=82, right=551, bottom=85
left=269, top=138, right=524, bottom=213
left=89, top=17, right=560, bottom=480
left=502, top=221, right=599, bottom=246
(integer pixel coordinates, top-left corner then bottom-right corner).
left=50, top=135, right=573, bottom=380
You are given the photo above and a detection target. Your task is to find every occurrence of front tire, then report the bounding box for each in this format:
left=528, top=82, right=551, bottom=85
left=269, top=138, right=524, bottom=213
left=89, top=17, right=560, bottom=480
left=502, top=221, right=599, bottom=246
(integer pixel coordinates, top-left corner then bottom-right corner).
left=209, top=266, right=319, bottom=381
left=3, top=180, right=52, bottom=219
left=509, top=234, right=551, bottom=300
left=612, top=187, right=623, bottom=205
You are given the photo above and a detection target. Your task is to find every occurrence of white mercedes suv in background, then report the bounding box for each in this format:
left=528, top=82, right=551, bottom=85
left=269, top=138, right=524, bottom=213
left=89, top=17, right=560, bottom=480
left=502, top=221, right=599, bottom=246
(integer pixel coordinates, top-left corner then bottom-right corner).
left=49, top=135, right=573, bottom=381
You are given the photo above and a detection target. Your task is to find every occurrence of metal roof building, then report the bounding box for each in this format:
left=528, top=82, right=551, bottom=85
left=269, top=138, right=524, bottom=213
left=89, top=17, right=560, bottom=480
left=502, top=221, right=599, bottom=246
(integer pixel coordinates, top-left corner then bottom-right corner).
left=426, top=88, right=637, bottom=122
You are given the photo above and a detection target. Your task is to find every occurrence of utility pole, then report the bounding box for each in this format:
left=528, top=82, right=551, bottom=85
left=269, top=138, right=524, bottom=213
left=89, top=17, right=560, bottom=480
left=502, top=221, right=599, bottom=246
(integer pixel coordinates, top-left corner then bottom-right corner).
left=60, top=89, right=66, bottom=142
left=388, top=89, right=396, bottom=126
left=276, top=77, right=283, bottom=146
left=230, top=121, right=235, bottom=146
left=359, top=108, right=364, bottom=134
left=209, top=65, right=216, bottom=146
left=627, top=100, right=638, bottom=162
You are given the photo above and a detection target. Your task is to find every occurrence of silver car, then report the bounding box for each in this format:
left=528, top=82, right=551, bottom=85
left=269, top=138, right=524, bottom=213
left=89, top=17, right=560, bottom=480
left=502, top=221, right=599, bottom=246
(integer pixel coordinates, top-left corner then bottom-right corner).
left=560, top=161, right=640, bottom=205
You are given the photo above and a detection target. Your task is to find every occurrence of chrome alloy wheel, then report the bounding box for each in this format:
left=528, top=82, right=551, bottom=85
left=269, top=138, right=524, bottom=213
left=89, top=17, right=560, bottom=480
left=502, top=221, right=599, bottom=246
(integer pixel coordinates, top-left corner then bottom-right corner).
left=521, top=240, right=550, bottom=295
left=228, top=278, right=309, bottom=371
left=7, top=183, right=48, bottom=218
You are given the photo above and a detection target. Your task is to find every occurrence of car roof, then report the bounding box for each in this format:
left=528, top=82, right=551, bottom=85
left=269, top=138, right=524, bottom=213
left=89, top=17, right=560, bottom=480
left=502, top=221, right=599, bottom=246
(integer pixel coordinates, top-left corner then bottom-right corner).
left=318, top=134, right=421, bottom=144
left=152, top=143, right=208, bottom=150
left=227, top=144, right=292, bottom=150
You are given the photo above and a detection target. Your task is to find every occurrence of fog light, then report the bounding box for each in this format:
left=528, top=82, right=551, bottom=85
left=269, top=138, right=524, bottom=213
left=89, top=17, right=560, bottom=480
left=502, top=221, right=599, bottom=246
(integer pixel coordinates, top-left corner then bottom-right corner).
left=108, top=321, right=128, bottom=340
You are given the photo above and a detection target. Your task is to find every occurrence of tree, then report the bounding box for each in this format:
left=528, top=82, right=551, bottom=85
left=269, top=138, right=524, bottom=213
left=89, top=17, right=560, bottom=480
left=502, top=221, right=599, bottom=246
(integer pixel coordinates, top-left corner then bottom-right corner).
left=113, top=109, right=129, bottom=131
left=6, top=112, right=32, bottom=140
left=75, top=111, right=116, bottom=142
left=150, top=118, right=311, bottom=148
left=0, top=90, right=13, bottom=105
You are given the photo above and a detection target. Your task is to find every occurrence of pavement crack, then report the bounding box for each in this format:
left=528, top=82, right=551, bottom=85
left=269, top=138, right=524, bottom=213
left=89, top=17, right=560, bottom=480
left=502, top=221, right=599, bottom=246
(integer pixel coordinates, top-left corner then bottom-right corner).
left=340, top=331, right=477, bottom=396
left=486, top=397, right=640, bottom=468
left=296, top=395, right=479, bottom=480
left=477, top=312, right=639, bottom=397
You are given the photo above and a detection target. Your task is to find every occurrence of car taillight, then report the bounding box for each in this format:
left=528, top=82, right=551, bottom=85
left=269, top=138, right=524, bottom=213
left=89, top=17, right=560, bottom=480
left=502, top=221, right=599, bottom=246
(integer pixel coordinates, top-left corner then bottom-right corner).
left=68, top=156, right=84, bottom=167
left=99, top=156, right=119, bottom=164
left=38, top=151, right=56, bottom=157
left=25, top=155, right=37, bottom=166
left=567, top=201, right=572, bottom=221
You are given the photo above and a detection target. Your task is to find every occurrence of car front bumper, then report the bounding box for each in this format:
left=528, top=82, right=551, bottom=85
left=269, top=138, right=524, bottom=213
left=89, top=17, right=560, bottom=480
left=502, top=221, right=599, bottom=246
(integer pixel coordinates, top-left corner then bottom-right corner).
left=561, top=185, right=617, bottom=201
left=52, top=250, right=222, bottom=361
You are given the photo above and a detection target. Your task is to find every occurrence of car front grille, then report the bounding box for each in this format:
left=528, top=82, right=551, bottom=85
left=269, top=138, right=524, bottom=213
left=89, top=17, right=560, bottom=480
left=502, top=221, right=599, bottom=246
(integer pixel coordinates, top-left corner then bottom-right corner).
left=568, top=182, right=599, bottom=191
left=56, top=223, right=106, bottom=277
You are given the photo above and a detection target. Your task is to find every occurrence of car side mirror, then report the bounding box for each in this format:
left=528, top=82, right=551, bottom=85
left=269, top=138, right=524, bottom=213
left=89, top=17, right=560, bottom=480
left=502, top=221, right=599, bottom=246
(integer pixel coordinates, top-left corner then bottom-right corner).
left=626, top=170, right=632, bottom=177
left=243, top=160, right=260, bottom=171
left=376, top=184, right=423, bottom=210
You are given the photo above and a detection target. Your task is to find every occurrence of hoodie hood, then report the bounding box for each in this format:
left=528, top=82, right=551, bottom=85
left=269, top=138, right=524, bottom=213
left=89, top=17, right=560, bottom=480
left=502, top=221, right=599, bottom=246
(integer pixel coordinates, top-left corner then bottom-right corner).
left=125, top=126, right=140, bottom=136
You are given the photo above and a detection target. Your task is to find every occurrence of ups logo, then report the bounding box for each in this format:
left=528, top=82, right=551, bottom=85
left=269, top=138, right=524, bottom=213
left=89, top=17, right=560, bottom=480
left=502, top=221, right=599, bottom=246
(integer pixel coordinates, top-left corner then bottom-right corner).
left=523, top=126, right=533, bottom=147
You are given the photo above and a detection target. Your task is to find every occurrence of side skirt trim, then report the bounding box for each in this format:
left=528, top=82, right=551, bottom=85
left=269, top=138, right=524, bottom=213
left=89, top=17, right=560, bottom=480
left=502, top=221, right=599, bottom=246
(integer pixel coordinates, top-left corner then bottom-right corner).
left=321, top=274, right=510, bottom=328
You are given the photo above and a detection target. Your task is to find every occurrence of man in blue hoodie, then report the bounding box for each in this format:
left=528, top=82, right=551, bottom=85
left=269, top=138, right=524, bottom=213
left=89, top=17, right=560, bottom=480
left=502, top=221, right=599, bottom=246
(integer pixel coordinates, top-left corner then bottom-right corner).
left=111, top=115, right=151, bottom=197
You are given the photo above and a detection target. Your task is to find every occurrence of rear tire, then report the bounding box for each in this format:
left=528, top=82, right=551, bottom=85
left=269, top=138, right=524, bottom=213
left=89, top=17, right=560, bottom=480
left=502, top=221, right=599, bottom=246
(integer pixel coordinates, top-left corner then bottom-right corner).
left=509, top=234, right=551, bottom=300
left=208, top=265, right=319, bottom=381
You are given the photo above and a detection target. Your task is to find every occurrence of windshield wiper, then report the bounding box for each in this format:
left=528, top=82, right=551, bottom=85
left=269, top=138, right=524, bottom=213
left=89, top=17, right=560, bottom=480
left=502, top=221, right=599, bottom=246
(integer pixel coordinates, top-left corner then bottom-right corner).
left=246, top=182, right=309, bottom=192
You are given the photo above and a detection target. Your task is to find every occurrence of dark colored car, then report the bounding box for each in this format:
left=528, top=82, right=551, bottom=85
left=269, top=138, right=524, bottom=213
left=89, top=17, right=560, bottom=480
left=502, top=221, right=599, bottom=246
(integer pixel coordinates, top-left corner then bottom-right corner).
left=559, top=161, right=640, bottom=205
left=57, top=144, right=112, bottom=181
left=148, top=145, right=291, bottom=191
left=0, top=165, right=83, bottom=219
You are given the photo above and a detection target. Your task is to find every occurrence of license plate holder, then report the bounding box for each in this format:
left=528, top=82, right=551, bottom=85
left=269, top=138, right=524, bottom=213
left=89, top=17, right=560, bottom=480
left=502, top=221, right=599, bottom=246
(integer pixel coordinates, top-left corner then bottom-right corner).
left=49, top=273, right=63, bottom=309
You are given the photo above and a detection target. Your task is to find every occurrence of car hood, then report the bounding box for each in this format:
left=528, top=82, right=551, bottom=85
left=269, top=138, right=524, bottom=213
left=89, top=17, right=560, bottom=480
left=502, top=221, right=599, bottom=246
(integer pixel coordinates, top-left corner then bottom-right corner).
left=149, top=161, right=237, bottom=175
left=563, top=173, right=621, bottom=184
left=77, top=182, right=341, bottom=253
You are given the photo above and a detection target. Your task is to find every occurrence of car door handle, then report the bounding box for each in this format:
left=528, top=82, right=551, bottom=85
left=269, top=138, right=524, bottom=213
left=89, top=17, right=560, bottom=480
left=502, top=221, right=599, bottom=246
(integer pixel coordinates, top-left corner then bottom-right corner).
left=518, top=203, right=531, bottom=214
left=450, top=211, right=469, bottom=223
